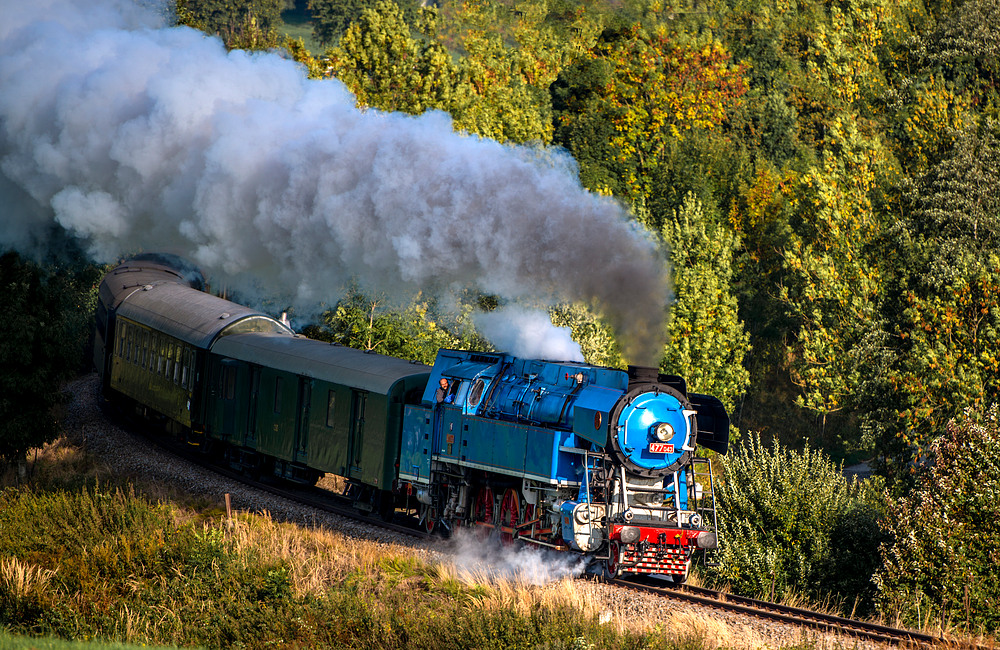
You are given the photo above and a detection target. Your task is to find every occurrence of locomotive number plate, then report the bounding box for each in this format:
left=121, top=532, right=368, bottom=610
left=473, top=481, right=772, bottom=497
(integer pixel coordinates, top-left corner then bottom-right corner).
left=648, top=443, right=674, bottom=453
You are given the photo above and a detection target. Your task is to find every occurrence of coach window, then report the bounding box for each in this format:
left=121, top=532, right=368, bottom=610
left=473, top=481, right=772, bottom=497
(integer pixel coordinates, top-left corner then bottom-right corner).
left=326, top=390, right=336, bottom=427
left=180, top=349, right=190, bottom=389
left=172, top=345, right=181, bottom=384
left=155, top=335, right=164, bottom=376
left=115, top=323, right=125, bottom=358
left=165, top=342, right=174, bottom=380
left=273, top=376, right=283, bottom=413
left=224, top=366, right=236, bottom=400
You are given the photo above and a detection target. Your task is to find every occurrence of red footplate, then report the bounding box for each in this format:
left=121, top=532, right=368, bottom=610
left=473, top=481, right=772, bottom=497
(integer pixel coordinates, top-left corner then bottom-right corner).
left=620, top=545, right=690, bottom=575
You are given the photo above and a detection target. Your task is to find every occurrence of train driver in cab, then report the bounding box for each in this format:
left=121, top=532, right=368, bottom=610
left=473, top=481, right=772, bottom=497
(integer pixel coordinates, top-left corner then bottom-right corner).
left=434, top=377, right=453, bottom=405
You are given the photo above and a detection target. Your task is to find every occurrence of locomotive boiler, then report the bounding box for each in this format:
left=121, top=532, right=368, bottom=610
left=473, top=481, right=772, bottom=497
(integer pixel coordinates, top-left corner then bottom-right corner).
left=94, top=255, right=729, bottom=581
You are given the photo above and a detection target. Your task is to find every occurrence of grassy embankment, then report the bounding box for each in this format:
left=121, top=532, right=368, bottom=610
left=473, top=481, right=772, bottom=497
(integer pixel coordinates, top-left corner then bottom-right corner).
left=0, top=428, right=805, bottom=650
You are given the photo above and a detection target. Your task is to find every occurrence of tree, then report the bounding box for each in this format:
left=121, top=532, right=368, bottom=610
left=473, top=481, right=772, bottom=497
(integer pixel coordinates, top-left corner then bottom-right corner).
left=445, top=0, right=599, bottom=144
left=178, top=0, right=285, bottom=49
left=712, top=432, right=887, bottom=612
left=555, top=23, right=748, bottom=212
left=304, top=286, right=484, bottom=364
left=660, top=194, right=750, bottom=411
left=875, top=405, right=1000, bottom=634
left=309, top=0, right=369, bottom=46
left=324, top=2, right=463, bottom=115
left=549, top=302, right=624, bottom=369
left=0, top=254, right=101, bottom=469
left=776, top=115, right=893, bottom=438
left=864, top=120, right=1000, bottom=481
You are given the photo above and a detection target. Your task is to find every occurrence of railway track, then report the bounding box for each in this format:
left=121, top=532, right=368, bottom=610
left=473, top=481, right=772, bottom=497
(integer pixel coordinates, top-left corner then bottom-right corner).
left=113, top=409, right=982, bottom=649
left=612, top=577, right=973, bottom=648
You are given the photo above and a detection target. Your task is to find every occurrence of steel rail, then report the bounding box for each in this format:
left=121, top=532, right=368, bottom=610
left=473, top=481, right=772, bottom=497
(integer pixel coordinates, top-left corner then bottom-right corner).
left=610, top=578, right=970, bottom=648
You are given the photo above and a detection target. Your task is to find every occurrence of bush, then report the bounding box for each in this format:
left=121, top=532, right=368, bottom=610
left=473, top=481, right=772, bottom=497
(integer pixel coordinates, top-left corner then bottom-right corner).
left=875, top=405, right=1000, bottom=634
left=709, top=432, right=886, bottom=613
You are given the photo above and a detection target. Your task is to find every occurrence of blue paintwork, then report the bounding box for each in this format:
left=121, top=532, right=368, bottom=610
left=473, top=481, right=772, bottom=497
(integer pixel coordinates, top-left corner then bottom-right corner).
left=401, top=350, right=695, bottom=487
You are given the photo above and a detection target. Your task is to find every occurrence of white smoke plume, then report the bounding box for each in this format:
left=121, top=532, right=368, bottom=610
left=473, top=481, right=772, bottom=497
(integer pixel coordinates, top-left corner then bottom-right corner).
left=0, top=0, right=669, bottom=363
left=475, top=306, right=584, bottom=362
left=444, top=528, right=587, bottom=586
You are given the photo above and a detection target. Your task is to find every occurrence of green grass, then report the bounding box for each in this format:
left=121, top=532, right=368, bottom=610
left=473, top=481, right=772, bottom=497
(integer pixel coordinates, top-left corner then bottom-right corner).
left=0, top=479, right=720, bottom=650
left=279, top=4, right=324, bottom=56
left=0, top=630, right=185, bottom=649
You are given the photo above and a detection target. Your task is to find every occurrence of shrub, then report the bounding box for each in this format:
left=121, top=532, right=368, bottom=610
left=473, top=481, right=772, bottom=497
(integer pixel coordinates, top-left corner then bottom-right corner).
left=875, top=405, right=1000, bottom=634
left=710, top=432, right=887, bottom=613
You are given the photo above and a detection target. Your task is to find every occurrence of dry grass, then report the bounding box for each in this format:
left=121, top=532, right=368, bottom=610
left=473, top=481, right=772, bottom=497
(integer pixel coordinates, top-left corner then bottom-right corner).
left=0, top=436, right=99, bottom=488
left=0, top=556, right=57, bottom=601
left=219, top=510, right=425, bottom=596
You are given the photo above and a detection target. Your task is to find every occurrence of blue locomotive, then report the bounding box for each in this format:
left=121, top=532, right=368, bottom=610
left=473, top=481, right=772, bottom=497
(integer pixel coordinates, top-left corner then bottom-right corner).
left=94, top=255, right=729, bottom=581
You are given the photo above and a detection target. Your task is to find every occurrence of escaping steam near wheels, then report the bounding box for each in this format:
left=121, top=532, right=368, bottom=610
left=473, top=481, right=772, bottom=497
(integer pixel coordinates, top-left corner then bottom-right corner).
left=0, top=0, right=669, bottom=364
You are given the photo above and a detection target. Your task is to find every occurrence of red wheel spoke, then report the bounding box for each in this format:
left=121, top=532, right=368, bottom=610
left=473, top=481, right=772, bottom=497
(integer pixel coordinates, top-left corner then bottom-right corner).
left=498, top=488, right=520, bottom=545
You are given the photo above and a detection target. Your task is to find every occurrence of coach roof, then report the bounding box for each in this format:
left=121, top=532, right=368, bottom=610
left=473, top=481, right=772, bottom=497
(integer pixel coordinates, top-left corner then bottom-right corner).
left=115, top=281, right=293, bottom=349
left=211, top=333, right=430, bottom=395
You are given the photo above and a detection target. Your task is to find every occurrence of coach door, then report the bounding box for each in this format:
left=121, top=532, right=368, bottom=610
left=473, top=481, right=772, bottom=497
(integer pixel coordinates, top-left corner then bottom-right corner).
left=219, top=359, right=239, bottom=441
left=294, top=377, right=312, bottom=463
left=347, top=390, right=367, bottom=479
left=245, top=365, right=261, bottom=447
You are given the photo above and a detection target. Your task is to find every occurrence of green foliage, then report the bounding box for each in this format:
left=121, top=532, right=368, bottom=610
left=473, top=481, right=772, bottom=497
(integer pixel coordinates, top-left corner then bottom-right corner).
left=444, top=0, right=600, bottom=144
left=711, top=432, right=887, bottom=613
left=778, top=115, right=892, bottom=422
left=554, top=23, right=748, bottom=208
left=310, top=0, right=420, bottom=46
left=863, top=120, right=1000, bottom=481
left=0, top=253, right=100, bottom=467
left=179, top=0, right=285, bottom=49
left=549, top=303, right=624, bottom=369
left=304, top=286, right=485, bottom=364
left=923, top=0, right=1000, bottom=118
left=308, top=0, right=367, bottom=46
left=875, top=405, right=1000, bottom=633
left=660, top=194, right=750, bottom=411
left=325, top=2, right=463, bottom=115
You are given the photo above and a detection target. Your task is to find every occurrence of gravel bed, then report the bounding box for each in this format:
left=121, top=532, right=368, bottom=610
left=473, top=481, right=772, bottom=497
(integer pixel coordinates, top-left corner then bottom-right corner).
left=60, top=373, right=889, bottom=649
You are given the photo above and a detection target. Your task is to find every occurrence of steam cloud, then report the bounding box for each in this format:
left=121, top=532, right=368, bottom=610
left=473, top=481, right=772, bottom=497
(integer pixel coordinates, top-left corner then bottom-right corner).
left=445, top=528, right=587, bottom=586
left=0, top=0, right=669, bottom=363
left=475, top=307, right=585, bottom=362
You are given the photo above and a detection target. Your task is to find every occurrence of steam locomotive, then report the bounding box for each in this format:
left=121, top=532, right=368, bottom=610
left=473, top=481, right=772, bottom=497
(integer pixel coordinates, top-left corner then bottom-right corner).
left=94, top=254, right=729, bottom=581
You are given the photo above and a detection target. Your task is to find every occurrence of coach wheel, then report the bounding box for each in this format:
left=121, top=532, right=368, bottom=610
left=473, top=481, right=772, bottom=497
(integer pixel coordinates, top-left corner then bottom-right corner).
left=498, top=488, right=520, bottom=546
left=419, top=503, right=437, bottom=534
left=471, top=487, right=495, bottom=539
left=606, top=541, right=621, bottom=581
left=376, top=491, right=395, bottom=523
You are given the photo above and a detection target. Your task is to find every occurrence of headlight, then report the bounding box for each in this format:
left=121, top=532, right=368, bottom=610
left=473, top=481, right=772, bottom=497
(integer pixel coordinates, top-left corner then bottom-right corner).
left=654, top=422, right=673, bottom=442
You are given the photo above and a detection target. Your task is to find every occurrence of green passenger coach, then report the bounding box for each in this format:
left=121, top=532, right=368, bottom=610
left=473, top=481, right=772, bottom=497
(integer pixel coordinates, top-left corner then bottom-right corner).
left=207, top=334, right=430, bottom=495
